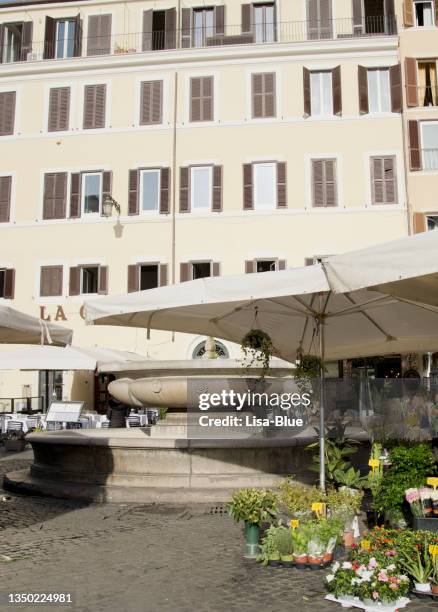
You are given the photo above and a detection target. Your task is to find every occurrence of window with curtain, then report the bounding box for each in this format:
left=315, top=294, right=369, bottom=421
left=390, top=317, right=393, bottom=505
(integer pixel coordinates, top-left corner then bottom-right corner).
left=253, top=163, right=276, bottom=209
left=414, top=1, right=434, bottom=26
left=418, top=61, right=438, bottom=107
left=310, top=71, right=333, bottom=116
left=421, top=122, right=438, bottom=170
left=191, top=166, right=212, bottom=210
left=367, top=69, right=391, bottom=113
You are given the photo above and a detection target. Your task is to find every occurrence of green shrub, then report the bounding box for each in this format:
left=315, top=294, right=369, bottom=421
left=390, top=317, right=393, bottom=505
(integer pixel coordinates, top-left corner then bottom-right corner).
left=227, top=488, right=277, bottom=525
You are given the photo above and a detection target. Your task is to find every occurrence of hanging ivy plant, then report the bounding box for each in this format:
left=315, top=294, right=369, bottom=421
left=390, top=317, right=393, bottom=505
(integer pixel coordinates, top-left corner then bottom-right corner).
left=241, top=329, right=274, bottom=379
left=294, top=353, right=324, bottom=395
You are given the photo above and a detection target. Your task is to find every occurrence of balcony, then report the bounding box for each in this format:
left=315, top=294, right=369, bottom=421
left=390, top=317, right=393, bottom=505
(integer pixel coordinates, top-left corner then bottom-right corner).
left=0, top=16, right=397, bottom=67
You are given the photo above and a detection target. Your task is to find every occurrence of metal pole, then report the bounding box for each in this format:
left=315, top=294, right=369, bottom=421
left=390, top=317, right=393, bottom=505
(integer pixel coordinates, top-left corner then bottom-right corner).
left=319, top=305, right=326, bottom=492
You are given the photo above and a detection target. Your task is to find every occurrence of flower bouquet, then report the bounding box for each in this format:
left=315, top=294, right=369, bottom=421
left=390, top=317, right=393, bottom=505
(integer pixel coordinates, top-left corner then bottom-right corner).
left=325, top=557, right=410, bottom=608
left=405, top=488, right=424, bottom=518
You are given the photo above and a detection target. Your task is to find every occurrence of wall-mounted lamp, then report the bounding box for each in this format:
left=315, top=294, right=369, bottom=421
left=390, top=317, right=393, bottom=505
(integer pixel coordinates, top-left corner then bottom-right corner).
left=103, top=195, right=121, bottom=217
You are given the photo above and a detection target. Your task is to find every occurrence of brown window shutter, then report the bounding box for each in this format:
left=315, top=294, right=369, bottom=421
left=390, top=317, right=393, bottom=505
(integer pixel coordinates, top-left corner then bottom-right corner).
left=436, top=1, right=438, bottom=26
left=0, top=26, right=4, bottom=64
left=142, top=10, right=153, bottom=52
left=352, top=0, right=363, bottom=34
left=241, top=4, right=252, bottom=34
left=383, top=157, right=397, bottom=204
left=70, top=173, right=81, bottom=218
left=181, top=8, right=191, bottom=48
left=405, top=58, right=418, bottom=107
left=98, top=266, right=108, bottom=295
left=264, top=73, right=276, bottom=118
left=212, top=262, right=220, bottom=276
left=371, top=157, right=384, bottom=204
left=44, top=17, right=56, bottom=59
left=20, top=21, right=33, bottom=61
left=0, top=176, right=11, bottom=223
left=87, top=14, right=112, bottom=56
left=413, top=212, right=426, bottom=233
left=179, top=167, right=190, bottom=212
left=371, top=157, right=397, bottom=205
left=160, top=168, right=170, bottom=214
left=305, top=257, right=315, bottom=266
left=212, top=166, right=222, bottom=212
left=404, top=0, right=414, bottom=27
left=101, top=171, right=112, bottom=213
left=128, top=169, right=139, bottom=215
left=159, top=263, right=168, bottom=286
left=278, top=259, right=286, bottom=270
left=190, top=78, right=201, bottom=122
left=74, top=15, right=82, bottom=57
left=0, top=92, right=16, bottom=136
left=245, top=260, right=255, bottom=273
left=164, top=8, right=176, bottom=50
left=202, top=77, right=214, bottom=121
left=243, top=164, right=253, bottom=210
left=43, top=172, right=67, bottom=220
left=83, top=84, right=106, bottom=129
left=276, top=162, right=287, bottom=208
left=40, top=266, right=63, bottom=297
left=69, top=267, right=80, bottom=296
left=140, top=81, right=162, bottom=125
left=48, top=87, right=70, bottom=132
left=252, top=73, right=263, bottom=118
left=180, top=263, right=190, bottom=283
left=190, top=77, right=213, bottom=122
left=389, top=64, right=402, bottom=113
left=312, top=159, right=337, bottom=207
left=4, top=268, right=15, bottom=299
left=215, top=6, right=225, bottom=36
left=252, top=73, right=276, bottom=119
left=332, top=66, right=342, bottom=116
left=408, top=120, right=421, bottom=171
left=358, top=66, right=369, bottom=114
left=303, top=68, right=311, bottom=117
left=127, top=265, right=139, bottom=292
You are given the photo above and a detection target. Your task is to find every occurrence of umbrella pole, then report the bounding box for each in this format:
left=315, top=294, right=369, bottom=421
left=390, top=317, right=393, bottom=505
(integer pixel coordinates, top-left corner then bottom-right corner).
left=319, top=311, right=326, bottom=492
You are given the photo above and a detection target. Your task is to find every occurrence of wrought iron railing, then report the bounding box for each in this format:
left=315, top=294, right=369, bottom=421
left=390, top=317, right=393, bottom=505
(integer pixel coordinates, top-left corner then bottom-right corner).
left=0, top=16, right=397, bottom=66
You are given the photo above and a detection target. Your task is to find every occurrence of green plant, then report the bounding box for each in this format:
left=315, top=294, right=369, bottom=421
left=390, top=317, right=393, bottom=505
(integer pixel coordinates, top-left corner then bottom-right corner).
left=432, top=558, right=438, bottom=587
left=399, top=540, right=433, bottom=584
left=314, top=516, right=344, bottom=548
left=158, top=407, right=168, bottom=421
left=241, top=329, right=274, bottom=378
left=274, top=526, right=294, bottom=557
left=367, top=442, right=384, bottom=507
left=279, top=479, right=324, bottom=516
left=307, top=437, right=358, bottom=485
left=227, top=488, right=277, bottom=526
left=326, top=487, right=363, bottom=529
left=291, top=524, right=311, bottom=556
left=334, top=467, right=368, bottom=490
left=257, top=524, right=281, bottom=565
left=373, top=443, right=437, bottom=514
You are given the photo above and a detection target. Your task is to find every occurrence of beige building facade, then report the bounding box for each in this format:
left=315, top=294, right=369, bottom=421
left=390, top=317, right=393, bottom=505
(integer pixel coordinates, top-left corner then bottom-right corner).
left=0, top=0, right=431, bottom=407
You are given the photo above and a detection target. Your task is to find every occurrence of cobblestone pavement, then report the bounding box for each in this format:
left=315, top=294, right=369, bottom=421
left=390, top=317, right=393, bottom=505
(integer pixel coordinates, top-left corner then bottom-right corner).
left=0, top=452, right=436, bottom=612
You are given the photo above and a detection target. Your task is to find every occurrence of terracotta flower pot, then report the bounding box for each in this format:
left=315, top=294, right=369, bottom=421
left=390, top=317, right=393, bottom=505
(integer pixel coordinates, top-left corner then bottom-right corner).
left=431, top=584, right=438, bottom=595
left=323, top=552, right=333, bottom=563
left=343, top=531, right=355, bottom=548
left=308, top=556, right=323, bottom=569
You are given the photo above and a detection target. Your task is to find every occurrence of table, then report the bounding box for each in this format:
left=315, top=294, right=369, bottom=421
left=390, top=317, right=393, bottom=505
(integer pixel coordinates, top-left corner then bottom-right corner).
left=1, top=414, right=42, bottom=434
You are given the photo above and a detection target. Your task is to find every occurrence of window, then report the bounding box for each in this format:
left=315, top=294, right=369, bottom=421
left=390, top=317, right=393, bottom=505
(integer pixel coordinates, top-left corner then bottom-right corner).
left=3, top=23, right=22, bottom=63
left=253, top=162, right=276, bottom=209
left=0, top=176, right=12, bottom=223
left=0, top=269, right=5, bottom=298
left=256, top=259, right=277, bottom=272
left=0, top=91, right=16, bottom=136
left=190, top=76, right=214, bottom=122
left=81, top=266, right=99, bottom=294
left=370, top=156, right=398, bottom=204
left=55, top=20, right=75, bottom=58
left=252, top=72, right=276, bottom=119
left=192, top=8, right=215, bottom=48
left=307, top=0, right=333, bottom=40
left=253, top=3, right=276, bottom=43
left=427, top=214, right=438, bottom=230
left=310, top=71, right=333, bottom=116
left=367, top=69, right=391, bottom=113
left=192, top=339, right=229, bottom=359
left=421, top=122, right=438, bottom=169
left=140, top=169, right=160, bottom=212
left=191, top=166, right=212, bottom=210
left=82, top=173, right=102, bottom=214
left=414, top=1, right=434, bottom=26
left=43, top=173, right=67, bottom=220
left=140, top=80, right=163, bottom=125
left=191, top=261, right=212, bottom=279
left=418, top=61, right=438, bottom=107
left=139, top=264, right=159, bottom=290
left=48, top=87, right=70, bottom=132
left=311, top=159, right=337, bottom=207
left=40, top=266, right=63, bottom=297
left=83, top=84, right=106, bottom=129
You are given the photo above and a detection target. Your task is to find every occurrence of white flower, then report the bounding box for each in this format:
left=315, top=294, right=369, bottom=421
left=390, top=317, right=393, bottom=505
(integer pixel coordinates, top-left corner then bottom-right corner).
left=332, top=562, right=340, bottom=573
left=385, top=564, right=396, bottom=572
left=357, top=570, right=373, bottom=582
left=342, top=562, right=352, bottom=570
left=326, top=574, right=335, bottom=583
left=399, top=575, right=409, bottom=582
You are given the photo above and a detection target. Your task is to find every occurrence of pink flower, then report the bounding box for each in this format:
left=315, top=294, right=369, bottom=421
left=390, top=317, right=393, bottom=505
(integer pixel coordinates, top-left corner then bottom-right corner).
left=378, top=571, right=389, bottom=582
left=372, top=591, right=379, bottom=600
left=368, top=558, right=378, bottom=569
left=385, top=550, right=396, bottom=557
left=405, top=488, right=420, bottom=503
left=389, top=583, right=398, bottom=590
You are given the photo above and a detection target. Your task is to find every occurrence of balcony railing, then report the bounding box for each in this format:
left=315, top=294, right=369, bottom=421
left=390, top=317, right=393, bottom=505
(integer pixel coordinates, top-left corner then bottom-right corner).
left=0, top=16, right=397, bottom=66
left=422, top=149, right=438, bottom=170
left=417, top=85, right=438, bottom=108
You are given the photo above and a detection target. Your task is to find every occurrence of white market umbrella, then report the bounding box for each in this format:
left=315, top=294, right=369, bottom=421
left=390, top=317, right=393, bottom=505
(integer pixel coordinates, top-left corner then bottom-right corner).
left=0, top=345, right=146, bottom=371
left=0, top=305, right=73, bottom=346
left=84, top=261, right=438, bottom=489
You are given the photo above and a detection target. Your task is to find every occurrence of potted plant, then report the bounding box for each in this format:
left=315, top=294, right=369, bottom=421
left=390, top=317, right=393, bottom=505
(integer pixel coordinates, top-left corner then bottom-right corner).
left=431, top=558, right=438, bottom=595
left=326, top=488, right=363, bottom=548
left=399, top=542, right=433, bottom=593
left=4, top=429, right=26, bottom=452
left=279, top=479, right=324, bottom=519
left=366, top=442, right=385, bottom=528
left=228, top=488, right=277, bottom=558
left=291, top=525, right=310, bottom=568
left=275, top=526, right=294, bottom=567
left=307, top=537, right=324, bottom=568
left=316, top=516, right=343, bottom=563
left=240, top=329, right=274, bottom=379
left=257, top=525, right=280, bottom=566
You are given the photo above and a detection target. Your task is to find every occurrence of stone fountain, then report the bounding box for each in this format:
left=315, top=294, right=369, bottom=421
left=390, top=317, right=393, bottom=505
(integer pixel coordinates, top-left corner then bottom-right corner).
left=5, top=346, right=318, bottom=502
